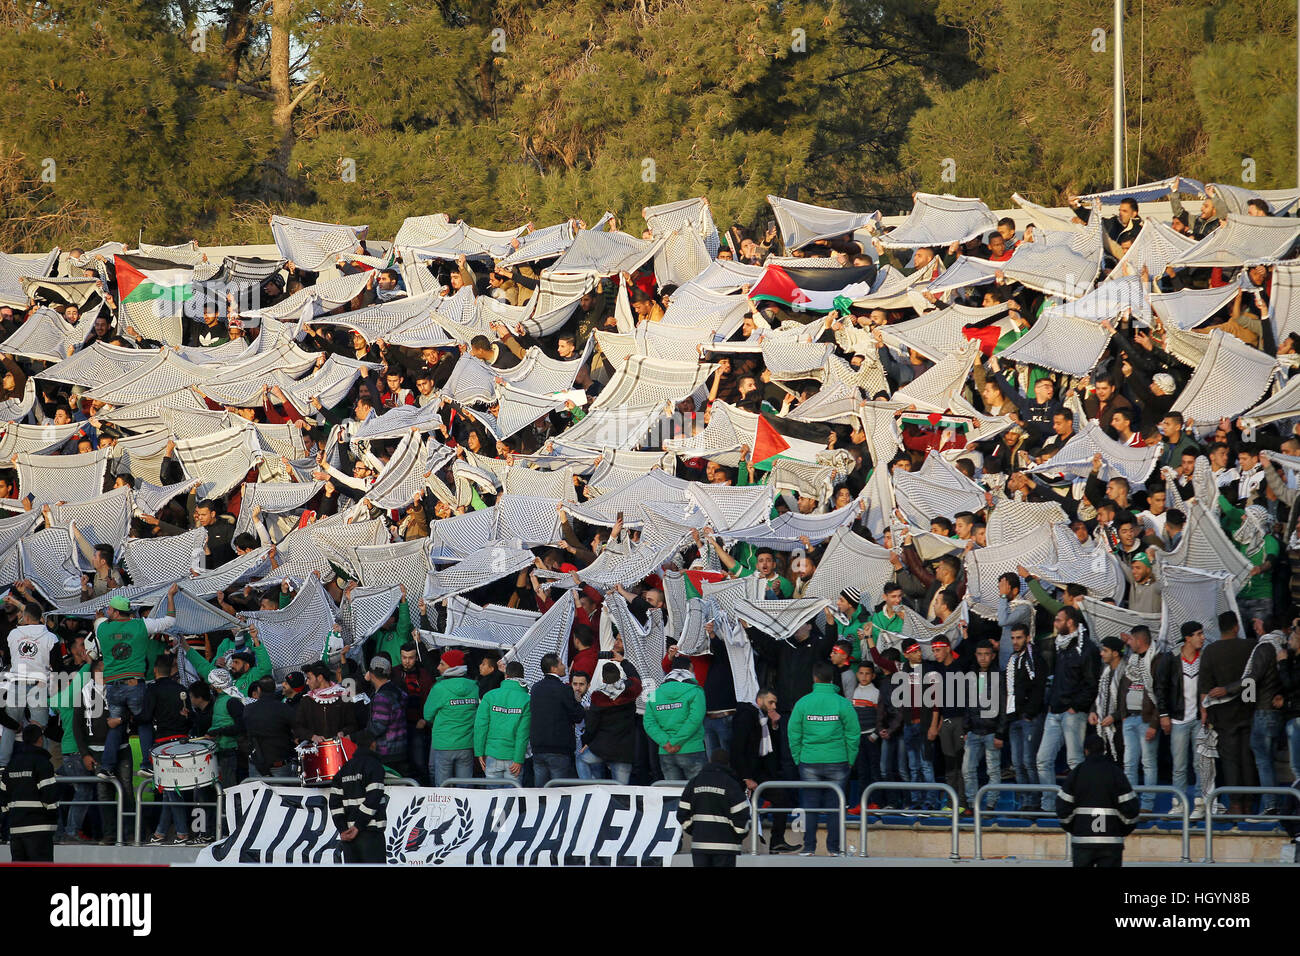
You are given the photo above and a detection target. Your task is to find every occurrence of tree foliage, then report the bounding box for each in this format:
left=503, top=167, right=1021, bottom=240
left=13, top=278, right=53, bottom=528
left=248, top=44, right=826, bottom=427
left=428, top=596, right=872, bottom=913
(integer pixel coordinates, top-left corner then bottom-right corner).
left=902, top=0, right=1296, bottom=204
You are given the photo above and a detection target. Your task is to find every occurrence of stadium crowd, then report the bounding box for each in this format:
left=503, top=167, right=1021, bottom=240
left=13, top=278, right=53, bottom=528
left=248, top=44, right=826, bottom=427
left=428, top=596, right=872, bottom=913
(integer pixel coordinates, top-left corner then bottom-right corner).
left=1, top=182, right=1300, bottom=861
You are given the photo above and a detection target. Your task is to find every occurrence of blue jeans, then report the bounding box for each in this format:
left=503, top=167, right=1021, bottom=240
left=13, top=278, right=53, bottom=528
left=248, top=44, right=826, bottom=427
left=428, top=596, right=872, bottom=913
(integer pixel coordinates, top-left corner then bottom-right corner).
left=1287, top=717, right=1300, bottom=785
left=1250, top=710, right=1283, bottom=811
left=704, top=714, right=734, bottom=759
left=430, top=748, right=473, bottom=787
left=577, top=748, right=632, bottom=783
left=798, top=762, right=849, bottom=854
left=1008, top=715, right=1044, bottom=808
left=1170, top=719, right=1206, bottom=803
left=878, top=734, right=903, bottom=806
left=963, top=733, right=1002, bottom=810
left=533, top=752, right=576, bottom=786
left=659, top=750, right=706, bottom=781
left=152, top=789, right=192, bottom=839
left=1122, top=716, right=1159, bottom=811
left=484, top=756, right=520, bottom=782
left=1037, top=711, right=1087, bottom=812
left=58, top=754, right=95, bottom=838
left=100, top=680, right=152, bottom=773
left=0, top=681, right=50, bottom=766
left=850, top=734, right=881, bottom=806
left=901, top=722, right=937, bottom=809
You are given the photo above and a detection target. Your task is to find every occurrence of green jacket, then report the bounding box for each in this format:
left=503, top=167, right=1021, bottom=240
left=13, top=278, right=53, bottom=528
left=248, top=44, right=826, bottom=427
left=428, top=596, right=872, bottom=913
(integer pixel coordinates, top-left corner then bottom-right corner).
left=52, top=664, right=92, bottom=756
left=371, top=600, right=412, bottom=666
left=643, top=677, right=706, bottom=755
left=208, top=694, right=240, bottom=752
left=473, top=679, right=530, bottom=762
left=423, top=675, right=481, bottom=751
left=185, top=640, right=272, bottom=697
left=96, top=618, right=161, bottom=683
left=788, top=683, right=860, bottom=765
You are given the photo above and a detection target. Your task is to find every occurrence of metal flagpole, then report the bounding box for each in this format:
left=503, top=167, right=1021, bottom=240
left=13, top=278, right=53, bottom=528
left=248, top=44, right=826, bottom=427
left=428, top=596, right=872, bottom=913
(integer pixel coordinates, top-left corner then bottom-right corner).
left=1114, top=0, right=1125, bottom=190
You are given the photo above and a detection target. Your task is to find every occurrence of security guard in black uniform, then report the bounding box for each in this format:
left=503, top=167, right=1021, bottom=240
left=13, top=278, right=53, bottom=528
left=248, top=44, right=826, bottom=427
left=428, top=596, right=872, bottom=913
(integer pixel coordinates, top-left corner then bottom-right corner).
left=327, top=730, right=387, bottom=864
left=0, top=725, right=60, bottom=861
left=1057, top=734, right=1140, bottom=867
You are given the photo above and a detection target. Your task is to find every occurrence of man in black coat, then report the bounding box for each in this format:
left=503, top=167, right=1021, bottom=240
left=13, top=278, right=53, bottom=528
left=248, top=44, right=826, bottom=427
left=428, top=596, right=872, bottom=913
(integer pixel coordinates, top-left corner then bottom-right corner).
left=1057, top=734, right=1140, bottom=867
left=677, top=750, right=751, bottom=867
left=1198, top=612, right=1257, bottom=816
left=529, top=653, right=584, bottom=785
left=732, top=689, right=798, bottom=853
left=0, top=725, right=59, bottom=861
left=242, top=677, right=297, bottom=778
left=327, top=730, right=388, bottom=864
left=581, top=661, right=641, bottom=783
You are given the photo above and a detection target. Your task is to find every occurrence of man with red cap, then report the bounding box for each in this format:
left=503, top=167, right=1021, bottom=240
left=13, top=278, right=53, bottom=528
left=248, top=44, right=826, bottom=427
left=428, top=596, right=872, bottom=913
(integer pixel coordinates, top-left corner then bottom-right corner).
left=423, top=649, right=481, bottom=786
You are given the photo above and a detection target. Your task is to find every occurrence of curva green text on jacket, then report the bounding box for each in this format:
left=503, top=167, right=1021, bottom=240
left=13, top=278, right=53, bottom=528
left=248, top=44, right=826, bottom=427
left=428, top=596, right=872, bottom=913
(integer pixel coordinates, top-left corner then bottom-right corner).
left=788, top=683, right=860, bottom=765
left=423, top=675, right=481, bottom=750
left=473, top=679, right=530, bottom=763
left=643, top=677, right=706, bottom=755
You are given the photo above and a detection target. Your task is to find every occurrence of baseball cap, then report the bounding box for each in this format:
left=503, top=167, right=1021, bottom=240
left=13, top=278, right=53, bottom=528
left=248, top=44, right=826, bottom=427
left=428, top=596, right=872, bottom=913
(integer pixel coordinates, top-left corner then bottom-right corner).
left=1132, top=552, right=1152, bottom=567
left=1180, top=620, right=1204, bottom=638
left=285, top=672, right=306, bottom=690
left=367, top=655, right=392, bottom=677
left=108, top=596, right=131, bottom=613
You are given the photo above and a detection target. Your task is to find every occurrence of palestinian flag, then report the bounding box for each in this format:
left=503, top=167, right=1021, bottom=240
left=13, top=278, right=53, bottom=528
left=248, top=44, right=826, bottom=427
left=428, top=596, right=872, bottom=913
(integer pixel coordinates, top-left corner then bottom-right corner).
left=748, top=264, right=877, bottom=313
left=961, top=315, right=1026, bottom=357
left=683, top=569, right=729, bottom=599
left=113, top=254, right=194, bottom=315
left=751, top=411, right=832, bottom=469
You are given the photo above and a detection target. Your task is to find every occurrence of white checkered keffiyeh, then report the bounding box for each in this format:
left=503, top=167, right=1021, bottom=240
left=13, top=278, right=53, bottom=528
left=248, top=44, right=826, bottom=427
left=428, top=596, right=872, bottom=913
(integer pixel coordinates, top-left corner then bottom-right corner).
left=1024, top=523, right=1127, bottom=604
left=269, top=215, right=367, bottom=272
left=49, top=487, right=135, bottom=555
left=686, top=481, right=774, bottom=532
left=121, top=527, right=207, bottom=586
left=1, top=307, right=88, bottom=362
left=423, top=544, right=536, bottom=602
left=341, top=585, right=404, bottom=640
left=353, top=539, right=430, bottom=600
left=892, top=452, right=987, bottom=524
left=132, top=478, right=197, bottom=517
left=964, top=529, right=1057, bottom=619
left=18, top=527, right=83, bottom=603
left=549, top=229, right=664, bottom=276
left=726, top=500, right=860, bottom=549
left=426, top=507, right=498, bottom=559
left=503, top=590, right=576, bottom=687
left=1027, top=421, right=1161, bottom=486
left=366, top=431, right=428, bottom=509
left=894, top=341, right=981, bottom=413
left=1157, top=564, right=1240, bottom=646
left=245, top=574, right=338, bottom=673
left=603, top=592, right=668, bottom=697
left=1112, top=221, right=1196, bottom=280
left=1080, top=596, right=1162, bottom=647
left=1154, top=499, right=1253, bottom=590
left=180, top=544, right=273, bottom=600
left=1170, top=329, right=1278, bottom=424
left=999, top=219, right=1103, bottom=299
left=0, top=422, right=81, bottom=460
left=590, top=355, right=716, bottom=412
left=147, top=589, right=241, bottom=636
left=995, top=311, right=1115, bottom=378
left=1169, top=213, right=1300, bottom=269
left=801, top=528, right=897, bottom=604
left=16, top=446, right=112, bottom=504
left=733, top=596, right=830, bottom=641
left=112, top=427, right=174, bottom=485
left=564, top=469, right=691, bottom=527
left=767, top=195, right=879, bottom=250
left=986, top=499, right=1067, bottom=545
left=173, top=425, right=260, bottom=499
left=878, top=193, right=997, bottom=249
left=233, top=480, right=325, bottom=535
left=444, top=596, right=541, bottom=645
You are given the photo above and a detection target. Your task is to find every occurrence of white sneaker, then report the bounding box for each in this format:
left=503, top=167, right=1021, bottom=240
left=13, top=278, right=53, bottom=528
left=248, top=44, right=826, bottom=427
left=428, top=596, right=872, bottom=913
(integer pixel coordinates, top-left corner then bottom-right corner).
left=1188, top=798, right=1204, bottom=820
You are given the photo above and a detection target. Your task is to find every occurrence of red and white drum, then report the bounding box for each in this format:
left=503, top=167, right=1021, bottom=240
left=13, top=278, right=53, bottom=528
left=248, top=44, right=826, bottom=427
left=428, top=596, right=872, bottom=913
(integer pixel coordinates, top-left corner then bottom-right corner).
left=152, top=740, right=218, bottom=790
left=297, top=736, right=358, bottom=786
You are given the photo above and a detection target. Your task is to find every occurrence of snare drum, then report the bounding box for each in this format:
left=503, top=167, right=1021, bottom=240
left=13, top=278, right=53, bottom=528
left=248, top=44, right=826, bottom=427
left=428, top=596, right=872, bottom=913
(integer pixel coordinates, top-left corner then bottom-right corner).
left=152, top=740, right=218, bottom=791
left=297, top=736, right=358, bottom=786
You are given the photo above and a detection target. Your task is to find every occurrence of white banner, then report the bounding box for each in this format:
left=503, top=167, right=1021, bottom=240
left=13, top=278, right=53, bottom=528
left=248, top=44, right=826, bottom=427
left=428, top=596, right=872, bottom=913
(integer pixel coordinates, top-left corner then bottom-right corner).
left=197, top=782, right=682, bottom=866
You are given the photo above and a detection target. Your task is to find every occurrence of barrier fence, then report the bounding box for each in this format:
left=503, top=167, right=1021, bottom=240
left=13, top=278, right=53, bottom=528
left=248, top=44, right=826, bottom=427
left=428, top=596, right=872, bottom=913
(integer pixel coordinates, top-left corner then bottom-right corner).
left=58, top=774, right=126, bottom=847
left=859, top=782, right=960, bottom=860
left=749, top=780, right=846, bottom=856
left=1204, top=786, right=1300, bottom=863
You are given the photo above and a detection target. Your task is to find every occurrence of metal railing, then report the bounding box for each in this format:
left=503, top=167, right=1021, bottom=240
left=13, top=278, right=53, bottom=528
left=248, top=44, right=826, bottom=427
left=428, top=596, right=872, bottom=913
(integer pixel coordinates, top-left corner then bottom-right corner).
left=132, top=780, right=225, bottom=846
left=249, top=776, right=422, bottom=787
left=749, top=780, right=846, bottom=856
left=859, top=782, right=959, bottom=860
left=543, top=778, right=620, bottom=787
left=442, top=776, right=523, bottom=789
left=972, top=784, right=1062, bottom=861
left=1204, top=787, right=1300, bottom=863
left=971, top=784, right=1191, bottom=863
left=58, top=774, right=126, bottom=847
